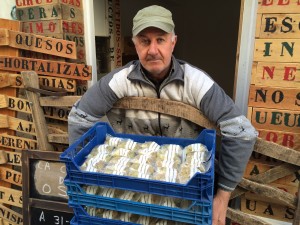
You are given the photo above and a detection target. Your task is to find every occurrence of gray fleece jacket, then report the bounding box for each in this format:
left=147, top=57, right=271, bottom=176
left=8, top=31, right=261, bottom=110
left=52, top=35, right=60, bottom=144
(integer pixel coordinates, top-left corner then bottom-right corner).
left=68, top=56, right=258, bottom=191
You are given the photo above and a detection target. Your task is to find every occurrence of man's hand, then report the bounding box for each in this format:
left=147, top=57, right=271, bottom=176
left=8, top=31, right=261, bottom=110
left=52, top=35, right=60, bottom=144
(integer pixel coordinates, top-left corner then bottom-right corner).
left=212, top=188, right=231, bottom=225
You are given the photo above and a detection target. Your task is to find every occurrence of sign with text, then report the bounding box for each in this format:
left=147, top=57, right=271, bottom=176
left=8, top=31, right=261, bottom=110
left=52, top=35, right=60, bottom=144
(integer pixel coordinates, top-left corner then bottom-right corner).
left=22, top=20, right=84, bottom=35
left=16, top=4, right=83, bottom=22
left=16, top=0, right=82, bottom=8
left=0, top=167, right=22, bottom=187
left=250, top=107, right=300, bottom=132
left=241, top=196, right=294, bottom=222
left=0, top=94, right=32, bottom=114
left=258, top=128, right=300, bottom=151
left=0, top=204, right=22, bottom=225
left=43, top=106, right=69, bottom=121
left=252, top=62, right=300, bottom=88
left=64, top=33, right=85, bottom=63
left=258, top=0, right=300, bottom=13
left=0, top=186, right=22, bottom=207
left=248, top=85, right=300, bottom=110
left=4, top=150, right=22, bottom=166
left=0, top=56, right=91, bottom=80
left=0, top=73, right=76, bottom=92
left=0, top=114, right=36, bottom=136
left=0, top=29, right=77, bottom=59
left=244, top=159, right=300, bottom=187
left=31, top=208, right=72, bottom=225
left=31, top=160, right=67, bottom=200
left=0, top=133, right=38, bottom=150
left=254, top=39, right=300, bottom=62
left=258, top=14, right=300, bottom=38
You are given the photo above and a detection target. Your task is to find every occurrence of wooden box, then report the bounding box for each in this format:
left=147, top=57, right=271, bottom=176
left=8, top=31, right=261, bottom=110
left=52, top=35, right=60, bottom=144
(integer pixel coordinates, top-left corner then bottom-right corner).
left=16, top=3, right=83, bottom=22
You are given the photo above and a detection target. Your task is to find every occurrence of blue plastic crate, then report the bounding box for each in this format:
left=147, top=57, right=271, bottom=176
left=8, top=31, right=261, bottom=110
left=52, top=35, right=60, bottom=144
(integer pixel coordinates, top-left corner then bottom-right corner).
left=61, top=122, right=216, bottom=224
left=60, top=122, right=216, bottom=202
left=65, top=180, right=212, bottom=224
left=69, top=204, right=138, bottom=225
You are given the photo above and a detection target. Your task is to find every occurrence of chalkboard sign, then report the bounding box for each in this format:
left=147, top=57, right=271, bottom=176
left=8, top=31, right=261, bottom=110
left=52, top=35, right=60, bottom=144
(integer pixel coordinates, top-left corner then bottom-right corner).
left=31, top=208, right=73, bottom=225
left=22, top=150, right=73, bottom=225
left=30, top=159, right=68, bottom=202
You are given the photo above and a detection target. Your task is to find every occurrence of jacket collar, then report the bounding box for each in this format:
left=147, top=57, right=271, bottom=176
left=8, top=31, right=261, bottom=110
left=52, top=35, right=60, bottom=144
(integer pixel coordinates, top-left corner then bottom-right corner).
left=127, top=56, right=185, bottom=84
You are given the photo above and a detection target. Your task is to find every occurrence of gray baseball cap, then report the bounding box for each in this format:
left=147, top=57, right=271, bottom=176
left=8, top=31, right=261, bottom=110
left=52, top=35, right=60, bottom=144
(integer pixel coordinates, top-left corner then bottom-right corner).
left=132, top=5, right=175, bottom=36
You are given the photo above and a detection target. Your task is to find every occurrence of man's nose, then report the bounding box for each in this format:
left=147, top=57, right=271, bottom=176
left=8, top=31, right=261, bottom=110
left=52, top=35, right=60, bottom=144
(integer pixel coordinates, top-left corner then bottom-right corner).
left=148, top=41, right=158, bottom=55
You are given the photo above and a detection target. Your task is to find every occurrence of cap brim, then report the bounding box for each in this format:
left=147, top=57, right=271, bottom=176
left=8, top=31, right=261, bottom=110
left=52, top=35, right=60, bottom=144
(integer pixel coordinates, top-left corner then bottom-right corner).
left=132, top=21, right=173, bottom=36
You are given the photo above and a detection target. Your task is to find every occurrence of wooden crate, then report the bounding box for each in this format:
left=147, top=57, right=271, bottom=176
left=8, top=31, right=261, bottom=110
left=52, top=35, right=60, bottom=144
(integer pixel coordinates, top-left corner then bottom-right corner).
left=258, top=14, right=300, bottom=39
left=248, top=85, right=300, bottom=111
left=16, top=0, right=82, bottom=8
left=249, top=107, right=300, bottom=133
left=241, top=196, right=295, bottom=223
left=258, top=0, right=300, bottom=13
left=244, top=159, right=300, bottom=187
left=254, top=39, right=300, bottom=62
left=257, top=128, right=300, bottom=151
left=22, top=19, right=84, bottom=35
left=251, top=62, right=300, bottom=88
left=16, top=4, right=83, bottom=22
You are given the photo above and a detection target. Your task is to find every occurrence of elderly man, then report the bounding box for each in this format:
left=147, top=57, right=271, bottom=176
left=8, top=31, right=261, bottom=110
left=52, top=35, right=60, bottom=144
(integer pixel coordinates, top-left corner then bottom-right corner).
left=68, top=5, right=257, bottom=225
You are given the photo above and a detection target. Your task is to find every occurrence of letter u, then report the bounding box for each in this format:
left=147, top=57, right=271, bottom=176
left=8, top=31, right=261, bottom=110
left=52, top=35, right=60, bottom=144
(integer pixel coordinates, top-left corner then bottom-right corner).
left=25, top=36, right=33, bottom=47
left=255, top=111, right=268, bottom=124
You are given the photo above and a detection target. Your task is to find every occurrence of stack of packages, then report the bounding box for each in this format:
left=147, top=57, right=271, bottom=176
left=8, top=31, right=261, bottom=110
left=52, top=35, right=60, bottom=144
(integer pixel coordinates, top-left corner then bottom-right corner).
left=61, top=122, right=216, bottom=225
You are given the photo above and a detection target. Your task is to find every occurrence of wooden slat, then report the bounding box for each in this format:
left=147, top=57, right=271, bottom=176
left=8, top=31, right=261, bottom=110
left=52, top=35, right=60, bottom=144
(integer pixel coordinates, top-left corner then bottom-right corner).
left=0, top=114, right=8, bottom=128
left=22, top=71, right=54, bottom=151
left=245, top=161, right=299, bottom=186
left=253, top=62, right=300, bottom=88
left=40, top=95, right=80, bottom=107
left=250, top=107, right=300, bottom=133
left=258, top=128, right=300, bottom=151
left=16, top=0, right=83, bottom=8
left=0, top=28, right=77, bottom=59
left=0, top=114, right=35, bottom=136
left=254, top=39, right=300, bottom=62
left=0, top=204, right=22, bottom=224
left=254, top=137, right=300, bottom=166
left=258, top=0, right=300, bottom=13
left=248, top=85, right=300, bottom=111
left=16, top=4, right=83, bottom=22
left=0, top=186, right=22, bottom=207
left=0, top=73, right=21, bottom=88
left=48, top=134, right=69, bottom=144
left=0, top=167, right=22, bottom=187
left=259, top=14, right=300, bottom=38
left=0, top=133, right=37, bottom=151
left=0, top=73, right=77, bottom=92
left=240, top=196, right=295, bottom=222
left=0, top=29, right=9, bottom=46
left=231, top=163, right=299, bottom=200
left=4, top=151, right=22, bottom=167
left=239, top=178, right=297, bottom=208
left=293, top=183, right=300, bottom=225
left=227, top=207, right=271, bottom=225
left=22, top=19, right=63, bottom=34
left=0, top=56, right=92, bottom=80
left=113, top=97, right=217, bottom=130
left=0, top=94, right=31, bottom=113
left=0, top=151, right=7, bottom=164
left=43, top=106, right=69, bottom=121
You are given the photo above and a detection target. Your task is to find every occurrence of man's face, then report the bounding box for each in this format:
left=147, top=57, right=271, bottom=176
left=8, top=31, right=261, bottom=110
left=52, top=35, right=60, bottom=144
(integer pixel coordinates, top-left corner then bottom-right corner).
left=134, top=27, right=177, bottom=81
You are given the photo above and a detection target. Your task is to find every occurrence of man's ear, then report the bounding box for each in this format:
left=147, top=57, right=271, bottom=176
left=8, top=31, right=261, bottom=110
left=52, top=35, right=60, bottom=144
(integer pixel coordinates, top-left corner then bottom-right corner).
left=172, top=35, right=177, bottom=51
